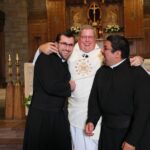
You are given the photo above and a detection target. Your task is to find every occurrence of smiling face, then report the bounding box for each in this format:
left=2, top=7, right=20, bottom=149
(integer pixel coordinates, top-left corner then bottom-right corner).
left=78, top=28, right=96, bottom=53
left=57, top=35, right=75, bottom=60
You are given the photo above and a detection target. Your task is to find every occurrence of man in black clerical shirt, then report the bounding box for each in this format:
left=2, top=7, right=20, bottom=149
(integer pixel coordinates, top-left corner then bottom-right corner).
left=85, top=35, right=150, bottom=150
left=23, top=31, right=76, bottom=150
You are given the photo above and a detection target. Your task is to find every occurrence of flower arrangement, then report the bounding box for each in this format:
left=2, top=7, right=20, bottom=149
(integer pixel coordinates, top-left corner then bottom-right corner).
left=104, top=24, right=123, bottom=33
left=24, top=94, right=32, bottom=108
left=70, top=26, right=80, bottom=35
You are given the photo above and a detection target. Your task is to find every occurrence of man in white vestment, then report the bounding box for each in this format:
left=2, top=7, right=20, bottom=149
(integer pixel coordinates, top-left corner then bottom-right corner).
left=67, top=25, right=103, bottom=150
left=33, top=25, right=143, bottom=150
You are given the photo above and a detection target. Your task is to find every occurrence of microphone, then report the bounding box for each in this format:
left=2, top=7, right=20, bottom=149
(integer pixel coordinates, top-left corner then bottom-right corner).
left=82, top=54, right=89, bottom=58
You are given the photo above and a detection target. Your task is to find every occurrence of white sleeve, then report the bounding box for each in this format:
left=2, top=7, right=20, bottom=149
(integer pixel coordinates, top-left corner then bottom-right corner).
left=142, top=65, right=150, bottom=75
left=142, top=59, right=150, bottom=75
left=32, top=49, right=40, bottom=65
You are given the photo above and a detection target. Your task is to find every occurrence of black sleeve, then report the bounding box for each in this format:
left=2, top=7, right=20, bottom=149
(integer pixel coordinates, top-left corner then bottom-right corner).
left=34, top=53, right=71, bottom=97
left=86, top=70, right=102, bottom=127
left=126, top=67, right=150, bottom=147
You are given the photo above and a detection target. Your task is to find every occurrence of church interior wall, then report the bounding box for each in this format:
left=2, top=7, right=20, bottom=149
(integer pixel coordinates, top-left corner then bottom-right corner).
left=0, top=0, right=149, bottom=85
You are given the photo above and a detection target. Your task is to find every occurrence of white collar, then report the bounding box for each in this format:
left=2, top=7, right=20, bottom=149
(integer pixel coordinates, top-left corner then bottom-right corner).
left=110, top=59, right=126, bottom=68
left=57, top=53, right=66, bottom=62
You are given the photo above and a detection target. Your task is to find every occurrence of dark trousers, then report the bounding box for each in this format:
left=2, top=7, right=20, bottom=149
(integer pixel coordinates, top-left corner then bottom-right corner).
left=99, top=125, right=128, bottom=150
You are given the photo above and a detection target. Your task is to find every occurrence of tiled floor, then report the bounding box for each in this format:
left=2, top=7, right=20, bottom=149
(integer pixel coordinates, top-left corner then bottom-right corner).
left=0, top=120, right=25, bottom=150
left=0, top=144, right=22, bottom=150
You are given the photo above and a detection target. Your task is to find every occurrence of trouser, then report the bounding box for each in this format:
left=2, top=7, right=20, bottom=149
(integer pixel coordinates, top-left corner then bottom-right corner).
left=70, top=125, right=98, bottom=150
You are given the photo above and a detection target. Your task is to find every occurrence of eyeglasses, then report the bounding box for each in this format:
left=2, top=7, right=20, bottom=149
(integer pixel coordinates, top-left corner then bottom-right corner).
left=103, top=48, right=113, bottom=51
left=103, top=47, right=114, bottom=52
left=59, top=42, right=74, bottom=47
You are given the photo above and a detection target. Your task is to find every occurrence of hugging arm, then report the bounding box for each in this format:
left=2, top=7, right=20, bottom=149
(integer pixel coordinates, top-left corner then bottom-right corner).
left=33, top=42, right=58, bottom=65
left=130, top=56, right=144, bottom=66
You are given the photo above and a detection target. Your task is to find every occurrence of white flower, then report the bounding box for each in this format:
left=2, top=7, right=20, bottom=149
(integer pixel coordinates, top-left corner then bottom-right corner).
left=104, top=24, right=123, bottom=33
left=70, top=26, right=80, bottom=35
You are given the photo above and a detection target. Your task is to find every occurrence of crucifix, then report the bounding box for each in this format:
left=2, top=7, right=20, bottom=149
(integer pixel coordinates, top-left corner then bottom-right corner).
left=88, top=2, right=101, bottom=26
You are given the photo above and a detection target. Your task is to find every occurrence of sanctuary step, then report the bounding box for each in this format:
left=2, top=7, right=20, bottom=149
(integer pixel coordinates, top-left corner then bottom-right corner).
left=0, top=120, right=25, bottom=150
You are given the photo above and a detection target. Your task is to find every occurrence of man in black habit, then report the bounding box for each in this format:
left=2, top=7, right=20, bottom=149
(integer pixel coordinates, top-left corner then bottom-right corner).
left=85, top=35, right=150, bottom=150
left=23, top=32, right=76, bottom=150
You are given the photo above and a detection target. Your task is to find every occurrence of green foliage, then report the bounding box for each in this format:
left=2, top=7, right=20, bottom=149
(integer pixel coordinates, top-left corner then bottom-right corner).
left=24, top=95, right=32, bottom=108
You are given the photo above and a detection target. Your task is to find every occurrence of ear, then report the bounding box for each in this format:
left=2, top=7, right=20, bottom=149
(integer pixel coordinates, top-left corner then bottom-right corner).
left=55, top=42, right=59, bottom=48
left=114, top=50, right=121, bottom=58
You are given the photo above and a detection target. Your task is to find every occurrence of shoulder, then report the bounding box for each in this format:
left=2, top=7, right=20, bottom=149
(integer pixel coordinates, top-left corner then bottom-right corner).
left=38, top=53, right=58, bottom=61
left=131, top=66, right=150, bottom=82
left=36, top=53, right=59, bottom=66
left=96, top=65, right=110, bottom=76
left=131, top=66, right=149, bottom=75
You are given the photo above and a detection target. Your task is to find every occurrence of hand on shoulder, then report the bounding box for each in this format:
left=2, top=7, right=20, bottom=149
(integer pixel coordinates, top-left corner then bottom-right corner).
left=130, top=56, right=144, bottom=66
left=39, top=42, right=58, bottom=55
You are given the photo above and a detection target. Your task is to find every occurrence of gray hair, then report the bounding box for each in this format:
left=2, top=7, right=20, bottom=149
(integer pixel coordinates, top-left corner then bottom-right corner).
left=79, top=24, right=96, bottom=38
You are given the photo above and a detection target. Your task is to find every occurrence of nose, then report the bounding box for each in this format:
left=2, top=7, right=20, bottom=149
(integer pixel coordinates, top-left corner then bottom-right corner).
left=65, top=45, right=72, bottom=51
left=85, top=36, right=90, bottom=41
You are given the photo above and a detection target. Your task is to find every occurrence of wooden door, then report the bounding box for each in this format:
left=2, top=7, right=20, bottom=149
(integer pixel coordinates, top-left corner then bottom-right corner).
left=46, top=0, right=66, bottom=41
left=28, top=19, right=48, bottom=61
left=124, top=0, right=144, bottom=38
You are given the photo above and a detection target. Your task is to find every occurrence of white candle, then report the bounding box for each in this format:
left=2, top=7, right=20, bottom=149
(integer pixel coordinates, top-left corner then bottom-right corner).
left=8, top=54, right=11, bottom=61
left=16, top=53, right=19, bottom=61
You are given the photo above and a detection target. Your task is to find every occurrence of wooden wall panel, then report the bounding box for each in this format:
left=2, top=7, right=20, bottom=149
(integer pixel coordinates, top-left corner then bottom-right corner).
left=142, top=17, right=150, bottom=58
left=28, top=19, right=48, bottom=61
left=124, top=0, right=144, bottom=38
left=27, top=0, right=150, bottom=59
left=46, top=0, right=66, bottom=41
left=129, top=39, right=144, bottom=56
left=129, top=17, right=150, bottom=58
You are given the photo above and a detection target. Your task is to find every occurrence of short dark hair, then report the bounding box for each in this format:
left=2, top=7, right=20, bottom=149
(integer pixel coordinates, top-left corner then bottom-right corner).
left=55, top=31, right=75, bottom=43
left=107, top=35, right=130, bottom=58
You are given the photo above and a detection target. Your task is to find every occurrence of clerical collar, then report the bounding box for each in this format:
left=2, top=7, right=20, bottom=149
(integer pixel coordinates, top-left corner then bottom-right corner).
left=82, top=53, right=89, bottom=58
left=110, top=59, right=126, bottom=69
left=80, top=44, right=99, bottom=57
left=57, top=53, right=66, bottom=62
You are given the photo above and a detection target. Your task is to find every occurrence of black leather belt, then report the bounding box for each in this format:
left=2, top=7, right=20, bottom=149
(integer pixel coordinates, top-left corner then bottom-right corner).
left=102, top=115, right=131, bottom=129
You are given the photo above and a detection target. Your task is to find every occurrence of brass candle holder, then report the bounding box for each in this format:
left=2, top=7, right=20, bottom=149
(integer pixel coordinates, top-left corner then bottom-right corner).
left=15, top=52, right=20, bottom=84
left=8, top=54, right=13, bottom=81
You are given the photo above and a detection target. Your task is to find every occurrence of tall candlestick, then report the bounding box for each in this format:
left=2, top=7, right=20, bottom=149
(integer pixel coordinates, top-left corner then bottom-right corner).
left=8, top=53, right=13, bottom=81
left=16, top=53, right=19, bottom=61
left=15, top=52, right=20, bottom=83
left=8, top=54, right=11, bottom=61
